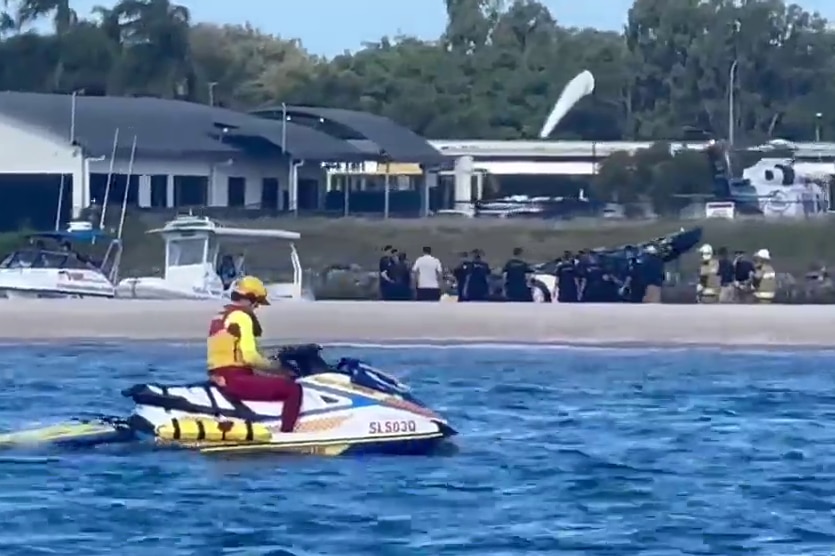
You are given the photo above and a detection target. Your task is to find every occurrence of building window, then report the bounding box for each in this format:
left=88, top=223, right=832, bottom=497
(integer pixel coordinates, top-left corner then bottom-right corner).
left=228, top=177, right=245, bottom=207
left=89, top=174, right=138, bottom=206
left=151, top=174, right=168, bottom=208
left=150, top=175, right=168, bottom=208
left=262, top=178, right=279, bottom=209
left=173, top=175, right=208, bottom=207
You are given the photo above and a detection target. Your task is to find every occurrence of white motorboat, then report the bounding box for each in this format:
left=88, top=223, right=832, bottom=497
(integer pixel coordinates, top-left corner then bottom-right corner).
left=0, top=221, right=121, bottom=299
left=115, top=214, right=312, bottom=301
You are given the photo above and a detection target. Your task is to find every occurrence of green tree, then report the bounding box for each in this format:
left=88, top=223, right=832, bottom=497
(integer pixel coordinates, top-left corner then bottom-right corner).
left=14, top=0, right=76, bottom=34
left=189, top=23, right=316, bottom=108
left=0, top=1, right=16, bottom=34
left=624, top=0, right=834, bottom=142
left=1, top=0, right=834, bottom=147
left=108, top=0, right=194, bottom=98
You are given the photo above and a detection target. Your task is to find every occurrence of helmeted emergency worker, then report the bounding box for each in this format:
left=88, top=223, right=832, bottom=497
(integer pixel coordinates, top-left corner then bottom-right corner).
left=207, top=275, right=301, bottom=433
left=752, top=248, right=777, bottom=304
left=697, top=243, right=721, bottom=303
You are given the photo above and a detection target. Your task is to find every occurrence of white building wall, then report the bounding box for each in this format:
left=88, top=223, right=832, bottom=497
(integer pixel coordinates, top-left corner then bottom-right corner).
left=0, top=115, right=85, bottom=214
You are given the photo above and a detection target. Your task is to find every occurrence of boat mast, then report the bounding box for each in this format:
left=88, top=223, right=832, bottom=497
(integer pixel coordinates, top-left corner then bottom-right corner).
left=98, top=128, right=121, bottom=230
left=117, top=135, right=137, bottom=240
left=54, top=175, right=65, bottom=231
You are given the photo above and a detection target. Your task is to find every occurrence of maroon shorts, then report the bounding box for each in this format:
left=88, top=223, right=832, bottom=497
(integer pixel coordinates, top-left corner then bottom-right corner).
left=211, top=368, right=302, bottom=432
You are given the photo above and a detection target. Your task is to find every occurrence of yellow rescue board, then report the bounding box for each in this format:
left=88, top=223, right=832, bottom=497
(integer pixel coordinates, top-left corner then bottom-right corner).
left=0, top=422, right=114, bottom=446
left=155, top=418, right=271, bottom=443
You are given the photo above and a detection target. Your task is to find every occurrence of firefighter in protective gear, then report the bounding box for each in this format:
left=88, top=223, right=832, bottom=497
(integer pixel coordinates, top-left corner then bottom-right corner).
left=752, top=249, right=777, bottom=304
left=696, top=244, right=720, bottom=303
left=207, top=275, right=301, bottom=433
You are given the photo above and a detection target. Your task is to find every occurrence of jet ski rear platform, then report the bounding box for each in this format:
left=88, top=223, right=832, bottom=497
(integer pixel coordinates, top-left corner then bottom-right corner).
left=1, top=344, right=456, bottom=457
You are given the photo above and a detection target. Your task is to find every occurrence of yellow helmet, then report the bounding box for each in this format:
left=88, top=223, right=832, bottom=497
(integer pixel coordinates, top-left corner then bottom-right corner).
left=233, top=275, right=270, bottom=305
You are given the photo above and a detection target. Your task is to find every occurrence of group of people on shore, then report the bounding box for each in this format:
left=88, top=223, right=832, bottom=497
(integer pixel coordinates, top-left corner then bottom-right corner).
left=550, top=246, right=666, bottom=303
left=377, top=245, right=445, bottom=301
left=697, top=244, right=776, bottom=303
left=377, top=241, right=778, bottom=304
left=377, top=245, right=534, bottom=302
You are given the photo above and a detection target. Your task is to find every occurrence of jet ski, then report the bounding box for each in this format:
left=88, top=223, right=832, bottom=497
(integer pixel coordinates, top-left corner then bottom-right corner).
left=0, top=345, right=456, bottom=456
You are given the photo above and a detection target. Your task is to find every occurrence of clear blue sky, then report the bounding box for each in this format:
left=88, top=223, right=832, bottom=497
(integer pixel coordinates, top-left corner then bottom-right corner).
left=71, top=0, right=835, bottom=57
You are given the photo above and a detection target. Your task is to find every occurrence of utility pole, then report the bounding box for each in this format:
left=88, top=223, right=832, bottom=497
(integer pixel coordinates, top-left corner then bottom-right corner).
left=728, top=59, right=738, bottom=148
left=728, top=19, right=741, bottom=147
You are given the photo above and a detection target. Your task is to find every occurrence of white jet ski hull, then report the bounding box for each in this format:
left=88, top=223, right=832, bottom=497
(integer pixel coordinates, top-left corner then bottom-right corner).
left=125, top=373, right=453, bottom=455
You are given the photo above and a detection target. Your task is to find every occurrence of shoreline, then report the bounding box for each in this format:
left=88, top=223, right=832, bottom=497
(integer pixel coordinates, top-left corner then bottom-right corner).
left=0, top=300, right=833, bottom=347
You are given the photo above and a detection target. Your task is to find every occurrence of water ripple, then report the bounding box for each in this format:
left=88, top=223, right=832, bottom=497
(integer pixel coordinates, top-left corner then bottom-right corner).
left=0, top=345, right=833, bottom=555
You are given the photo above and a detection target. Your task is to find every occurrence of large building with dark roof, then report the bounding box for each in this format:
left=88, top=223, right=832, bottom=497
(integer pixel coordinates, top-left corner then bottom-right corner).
left=0, top=92, right=443, bottom=229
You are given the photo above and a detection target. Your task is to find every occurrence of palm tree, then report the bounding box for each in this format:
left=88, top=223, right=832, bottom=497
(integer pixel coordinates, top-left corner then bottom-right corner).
left=114, top=0, right=190, bottom=42
left=91, top=4, right=122, bottom=46
left=9, top=0, right=80, bottom=92
left=0, top=13, right=14, bottom=34
left=15, top=0, right=76, bottom=34
left=1, top=1, right=15, bottom=33
left=110, top=0, right=194, bottom=98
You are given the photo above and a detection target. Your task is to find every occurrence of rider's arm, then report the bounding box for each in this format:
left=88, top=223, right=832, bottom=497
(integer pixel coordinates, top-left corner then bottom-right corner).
left=225, top=311, right=273, bottom=371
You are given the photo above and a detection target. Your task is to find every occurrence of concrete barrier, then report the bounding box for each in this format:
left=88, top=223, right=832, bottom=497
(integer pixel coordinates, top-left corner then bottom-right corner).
left=0, top=300, right=833, bottom=347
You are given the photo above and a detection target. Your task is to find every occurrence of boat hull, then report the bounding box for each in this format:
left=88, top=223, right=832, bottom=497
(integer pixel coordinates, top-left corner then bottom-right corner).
left=115, top=277, right=220, bottom=300
left=0, top=268, right=116, bottom=298
left=116, top=277, right=314, bottom=301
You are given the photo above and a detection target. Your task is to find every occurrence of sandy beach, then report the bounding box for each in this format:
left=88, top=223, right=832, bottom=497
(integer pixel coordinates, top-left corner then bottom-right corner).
left=0, top=299, right=831, bottom=347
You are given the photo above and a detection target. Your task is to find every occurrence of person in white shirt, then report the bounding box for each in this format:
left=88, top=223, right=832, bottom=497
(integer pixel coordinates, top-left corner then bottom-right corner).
left=412, top=246, right=443, bottom=301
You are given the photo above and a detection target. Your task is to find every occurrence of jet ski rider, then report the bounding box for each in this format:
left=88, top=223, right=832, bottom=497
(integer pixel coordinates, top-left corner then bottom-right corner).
left=207, top=276, right=301, bottom=433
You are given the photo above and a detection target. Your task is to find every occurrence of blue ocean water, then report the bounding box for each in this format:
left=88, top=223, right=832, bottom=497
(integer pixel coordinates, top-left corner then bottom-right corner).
left=0, top=344, right=833, bottom=555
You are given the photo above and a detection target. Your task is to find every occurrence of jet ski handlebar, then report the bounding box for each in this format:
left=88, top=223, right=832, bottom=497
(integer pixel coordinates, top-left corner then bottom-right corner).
left=269, top=344, right=329, bottom=377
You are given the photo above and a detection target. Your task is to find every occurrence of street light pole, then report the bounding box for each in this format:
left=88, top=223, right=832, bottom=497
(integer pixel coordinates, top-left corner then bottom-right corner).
left=281, top=102, right=287, bottom=151
left=728, top=59, right=738, bottom=147
left=281, top=102, right=295, bottom=215
left=815, top=112, right=823, bottom=142
left=208, top=82, right=218, bottom=106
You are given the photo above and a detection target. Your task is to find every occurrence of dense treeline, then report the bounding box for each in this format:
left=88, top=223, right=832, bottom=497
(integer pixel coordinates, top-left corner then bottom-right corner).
left=0, top=0, right=832, bottom=204
left=1, top=0, right=832, bottom=142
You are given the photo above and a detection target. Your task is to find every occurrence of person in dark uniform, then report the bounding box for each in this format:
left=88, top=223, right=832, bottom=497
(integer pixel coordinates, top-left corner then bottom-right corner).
left=502, top=247, right=532, bottom=302
left=556, top=251, right=578, bottom=303
left=600, top=262, right=623, bottom=302
left=389, top=251, right=412, bottom=300
left=464, top=249, right=491, bottom=302
left=623, top=256, right=646, bottom=303
left=378, top=245, right=396, bottom=300
left=717, top=246, right=735, bottom=303
left=452, top=251, right=470, bottom=302
left=579, top=252, right=604, bottom=302
left=640, top=245, right=665, bottom=303
left=733, top=249, right=755, bottom=303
